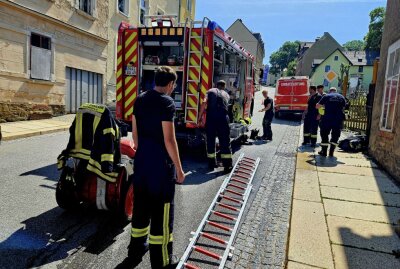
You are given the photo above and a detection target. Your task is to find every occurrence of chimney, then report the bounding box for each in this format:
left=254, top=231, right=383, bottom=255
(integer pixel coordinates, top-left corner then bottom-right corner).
left=315, top=37, right=320, bottom=42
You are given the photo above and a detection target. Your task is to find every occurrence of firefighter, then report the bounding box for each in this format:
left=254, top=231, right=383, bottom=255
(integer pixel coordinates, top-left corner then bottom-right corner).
left=259, top=90, right=274, bottom=141
left=199, top=80, right=233, bottom=172
left=302, top=86, right=321, bottom=147
left=121, top=66, right=185, bottom=269
left=317, top=85, right=326, bottom=96
left=316, top=87, right=347, bottom=157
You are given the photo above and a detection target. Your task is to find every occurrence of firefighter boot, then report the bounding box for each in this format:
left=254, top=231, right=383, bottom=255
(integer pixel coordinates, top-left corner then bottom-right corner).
left=208, top=158, right=218, bottom=170
left=116, top=243, right=149, bottom=269
left=318, top=146, right=328, bottom=157
left=329, top=145, right=336, bottom=157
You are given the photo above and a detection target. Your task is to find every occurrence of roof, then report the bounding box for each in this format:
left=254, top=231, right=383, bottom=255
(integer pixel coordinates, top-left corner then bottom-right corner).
left=343, top=50, right=380, bottom=66
left=300, top=41, right=315, bottom=49
left=312, top=59, right=324, bottom=65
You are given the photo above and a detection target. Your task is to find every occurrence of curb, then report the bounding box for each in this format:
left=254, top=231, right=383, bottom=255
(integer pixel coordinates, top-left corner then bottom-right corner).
left=1, top=127, right=70, bottom=141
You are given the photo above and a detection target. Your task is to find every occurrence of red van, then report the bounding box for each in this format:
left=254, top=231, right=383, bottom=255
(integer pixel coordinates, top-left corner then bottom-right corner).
left=274, top=76, right=310, bottom=118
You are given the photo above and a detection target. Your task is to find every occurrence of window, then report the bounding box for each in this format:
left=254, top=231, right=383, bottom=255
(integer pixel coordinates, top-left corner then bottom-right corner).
left=323, top=79, right=329, bottom=87
left=380, top=39, right=400, bottom=131
left=79, top=0, right=93, bottom=15
left=334, top=56, right=339, bottom=61
left=325, top=65, right=331, bottom=72
left=140, top=0, right=148, bottom=26
left=30, top=33, right=52, bottom=81
left=187, top=0, right=193, bottom=12
left=118, top=0, right=129, bottom=15
left=358, top=58, right=363, bottom=62
left=358, top=66, right=364, bottom=73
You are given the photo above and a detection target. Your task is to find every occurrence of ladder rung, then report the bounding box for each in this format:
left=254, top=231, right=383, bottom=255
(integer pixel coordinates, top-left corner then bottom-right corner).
left=184, top=263, right=201, bottom=269
left=190, top=36, right=202, bottom=39
left=235, top=169, right=252, bottom=176
left=189, top=51, right=202, bottom=54
left=231, top=178, right=248, bottom=185
left=219, top=194, right=242, bottom=204
left=224, top=188, right=244, bottom=197
left=232, top=173, right=249, bottom=180
left=217, top=202, right=240, bottom=212
left=212, top=210, right=237, bottom=221
left=228, top=183, right=246, bottom=191
left=187, top=80, right=200, bottom=83
left=189, top=65, right=201, bottom=68
left=201, top=232, right=227, bottom=245
left=240, top=160, right=255, bottom=166
left=237, top=166, right=253, bottom=172
left=243, top=156, right=256, bottom=162
left=193, top=246, right=222, bottom=260
left=206, top=220, right=232, bottom=232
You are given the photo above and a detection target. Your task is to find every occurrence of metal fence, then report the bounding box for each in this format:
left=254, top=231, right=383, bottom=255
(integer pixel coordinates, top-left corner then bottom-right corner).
left=344, top=96, right=368, bottom=133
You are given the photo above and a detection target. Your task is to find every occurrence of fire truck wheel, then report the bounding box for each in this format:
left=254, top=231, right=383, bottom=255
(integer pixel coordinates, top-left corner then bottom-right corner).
left=55, top=167, right=81, bottom=210
left=275, top=112, right=282, bottom=119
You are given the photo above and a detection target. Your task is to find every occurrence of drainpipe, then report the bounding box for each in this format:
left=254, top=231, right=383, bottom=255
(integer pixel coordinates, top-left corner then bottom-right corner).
left=178, top=0, right=181, bottom=24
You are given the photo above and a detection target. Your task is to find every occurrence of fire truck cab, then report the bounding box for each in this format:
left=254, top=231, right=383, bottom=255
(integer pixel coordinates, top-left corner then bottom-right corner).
left=116, top=16, right=255, bottom=147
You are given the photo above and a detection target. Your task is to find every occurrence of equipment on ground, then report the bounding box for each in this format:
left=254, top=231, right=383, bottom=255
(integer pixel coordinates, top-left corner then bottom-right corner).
left=275, top=76, right=310, bottom=118
left=177, top=154, right=260, bottom=269
left=339, top=134, right=368, bottom=152
left=56, top=104, right=135, bottom=221
left=116, top=16, right=256, bottom=148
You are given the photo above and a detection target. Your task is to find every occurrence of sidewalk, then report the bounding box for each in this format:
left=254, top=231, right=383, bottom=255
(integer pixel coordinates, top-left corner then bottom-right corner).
left=0, top=115, right=74, bottom=141
left=287, top=134, right=400, bottom=268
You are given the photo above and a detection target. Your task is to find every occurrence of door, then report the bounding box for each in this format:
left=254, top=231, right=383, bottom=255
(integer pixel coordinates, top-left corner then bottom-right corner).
left=65, top=67, right=103, bottom=113
left=291, top=79, right=308, bottom=111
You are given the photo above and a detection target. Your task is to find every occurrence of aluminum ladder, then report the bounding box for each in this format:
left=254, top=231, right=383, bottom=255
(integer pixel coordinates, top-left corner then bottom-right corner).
left=177, top=154, right=260, bottom=269
left=184, top=18, right=210, bottom=125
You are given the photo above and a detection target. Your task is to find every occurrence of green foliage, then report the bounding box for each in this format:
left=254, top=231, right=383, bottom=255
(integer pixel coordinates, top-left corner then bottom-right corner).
left=343, top=40, right=365, bottom=51
left=286, top=60, right=298, bottom=76
left=364, top=7, right=385, bottom=51
left=269, top=41, right=301, bottom=75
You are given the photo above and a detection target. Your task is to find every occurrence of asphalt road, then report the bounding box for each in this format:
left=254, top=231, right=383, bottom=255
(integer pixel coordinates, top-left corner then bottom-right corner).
left=0, top=87, right=301, bottom=269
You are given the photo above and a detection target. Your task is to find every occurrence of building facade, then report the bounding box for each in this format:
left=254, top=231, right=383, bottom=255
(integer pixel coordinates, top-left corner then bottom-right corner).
left=369, top=0, right=400, bottom=181
left=226, top=19, right=265, bottom=91
left=296, top=32, right=343, bottom=77
left=0, top=0, right=195, bottom=121
left=310, top=49, right=374, bottom=94
left=0, top=0, right=109, bottom=121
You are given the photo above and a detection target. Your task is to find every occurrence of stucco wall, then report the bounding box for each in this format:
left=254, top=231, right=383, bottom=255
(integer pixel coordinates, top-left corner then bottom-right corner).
left=0, top=1, right=108, bottom=121
left=369, top=0, right=400, bottom=182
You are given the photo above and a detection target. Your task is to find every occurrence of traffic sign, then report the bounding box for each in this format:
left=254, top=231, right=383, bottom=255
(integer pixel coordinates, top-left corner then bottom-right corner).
left=325, top=70, right=337, bottom=83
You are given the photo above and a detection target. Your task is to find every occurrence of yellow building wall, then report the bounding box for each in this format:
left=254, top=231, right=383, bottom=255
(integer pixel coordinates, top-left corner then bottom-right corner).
left=0, top=1, right=108, bottom=121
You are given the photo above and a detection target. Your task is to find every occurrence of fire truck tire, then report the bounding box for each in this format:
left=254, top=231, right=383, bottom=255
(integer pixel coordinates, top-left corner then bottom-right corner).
left=55, top=167, right=81, bottom=210
left=119, top=156, right=134, bottom=222
left=275, top=111, right=282, bottom=119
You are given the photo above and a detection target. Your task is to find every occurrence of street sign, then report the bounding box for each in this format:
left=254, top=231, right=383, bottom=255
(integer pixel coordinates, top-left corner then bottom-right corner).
left=325, top=70, right=337, bottom=83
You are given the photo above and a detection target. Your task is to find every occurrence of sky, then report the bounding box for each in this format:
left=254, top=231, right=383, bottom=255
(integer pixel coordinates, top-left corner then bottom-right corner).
left=195, top=0, right=387, bottom=65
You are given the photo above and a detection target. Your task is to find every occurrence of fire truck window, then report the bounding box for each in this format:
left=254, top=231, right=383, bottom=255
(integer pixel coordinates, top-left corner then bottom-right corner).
left=143, top=46, right=184, bottom=66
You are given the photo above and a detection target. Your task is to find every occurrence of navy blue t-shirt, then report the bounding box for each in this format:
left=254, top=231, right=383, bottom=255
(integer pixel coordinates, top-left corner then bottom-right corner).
left=318, top=93, right=346, bottom=123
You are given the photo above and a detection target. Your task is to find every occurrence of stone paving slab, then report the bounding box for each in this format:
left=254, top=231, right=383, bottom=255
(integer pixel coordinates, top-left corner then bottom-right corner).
left=321, top=185, right=400, bottom=207
left=296, top=153, right=316, bottom=171
left=317, top=165, right=387, bottom=178
left=327, top=215, right=400, bottom=254
left=333, top=152, right=371, bottom=160
left=315, top=156, right=378, bottom=168
left=293, top=169, right=321, bottom=202
left=332, top=244, right=400, bottom=269
left=287, top=261, right=324, bottom=269
left=318, top=172, right=400, bottom=193
left=323, top=199, right=400, bottom=224
left=288, top=199, right=334, bottom=269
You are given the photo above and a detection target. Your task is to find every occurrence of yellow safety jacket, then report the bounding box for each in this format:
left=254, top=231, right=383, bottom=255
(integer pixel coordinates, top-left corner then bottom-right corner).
left=57, top=103, right=120, bottom=182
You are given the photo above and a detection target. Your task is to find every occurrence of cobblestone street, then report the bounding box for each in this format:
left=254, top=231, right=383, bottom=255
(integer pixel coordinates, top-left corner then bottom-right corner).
left=226, top=120, right=300, bottom=269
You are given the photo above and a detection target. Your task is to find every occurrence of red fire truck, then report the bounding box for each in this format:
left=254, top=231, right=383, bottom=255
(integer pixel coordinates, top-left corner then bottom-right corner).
left=274, top=76, right=310, bottom=118
left=115, top=16, right=255, bottom=146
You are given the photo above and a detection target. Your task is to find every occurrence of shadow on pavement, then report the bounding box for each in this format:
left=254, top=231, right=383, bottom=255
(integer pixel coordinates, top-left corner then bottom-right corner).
left=0, top=206, right=128, bottom=269
left=20, top=164, right=59, bottom=182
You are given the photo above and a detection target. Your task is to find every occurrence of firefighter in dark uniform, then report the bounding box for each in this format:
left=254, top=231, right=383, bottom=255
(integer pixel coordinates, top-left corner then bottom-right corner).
left=302, top=86, right=321, bottom=147
left=316, top=87, right=347, bottom=157
left=199, top=80, right=233, bottom=173
left=120, top=67, right=185, bottom=269
left=317, top=85, right=326, bottom=97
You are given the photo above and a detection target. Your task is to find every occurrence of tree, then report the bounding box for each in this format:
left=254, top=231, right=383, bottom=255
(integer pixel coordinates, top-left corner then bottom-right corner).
left=364, top=7, right=385, bottom=51
left=269, top=41, right=300, bottom=75
left=343, top=40, right=365, bottom=51
left=286, top=60, right=297, bottom=76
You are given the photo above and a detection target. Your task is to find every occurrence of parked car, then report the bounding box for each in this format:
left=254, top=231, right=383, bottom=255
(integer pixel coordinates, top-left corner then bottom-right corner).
left=274, top=76, right=309, bottom=118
